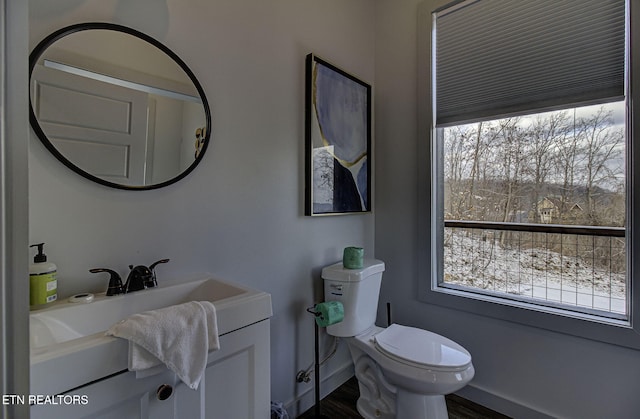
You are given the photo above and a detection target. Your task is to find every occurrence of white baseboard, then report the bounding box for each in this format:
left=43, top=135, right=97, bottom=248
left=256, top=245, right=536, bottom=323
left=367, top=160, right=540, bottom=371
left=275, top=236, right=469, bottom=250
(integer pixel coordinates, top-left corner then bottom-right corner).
left=456, top=383, right=555, bottom=419
left=285, top=361, right=355, bottom=418
left=284, top=363, right=555, bottom=419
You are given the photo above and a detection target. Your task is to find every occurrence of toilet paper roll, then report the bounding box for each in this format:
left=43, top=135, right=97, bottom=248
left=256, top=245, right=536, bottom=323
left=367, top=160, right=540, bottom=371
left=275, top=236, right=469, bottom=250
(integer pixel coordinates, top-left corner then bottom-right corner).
left=314, top=301, right=344, bottom=328
left=343, top=246, right=364, bottom=269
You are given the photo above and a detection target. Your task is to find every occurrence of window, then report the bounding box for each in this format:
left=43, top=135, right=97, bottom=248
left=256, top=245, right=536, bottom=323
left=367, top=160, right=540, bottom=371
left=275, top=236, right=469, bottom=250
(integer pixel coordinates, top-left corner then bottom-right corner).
left=441, top=103, right=626, bottom=320
left=418, top=0, right=640, bottom=347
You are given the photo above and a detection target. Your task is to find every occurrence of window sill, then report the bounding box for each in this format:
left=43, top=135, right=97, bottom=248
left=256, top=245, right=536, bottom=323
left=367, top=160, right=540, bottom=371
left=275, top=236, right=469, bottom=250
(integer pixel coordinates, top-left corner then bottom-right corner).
left=418, top=278, right=640, bottom=350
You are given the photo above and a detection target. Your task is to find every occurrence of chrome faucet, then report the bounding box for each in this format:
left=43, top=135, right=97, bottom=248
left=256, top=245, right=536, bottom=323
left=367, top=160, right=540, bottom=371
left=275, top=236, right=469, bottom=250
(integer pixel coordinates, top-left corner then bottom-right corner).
left=90, top=259, right=170, bottom=295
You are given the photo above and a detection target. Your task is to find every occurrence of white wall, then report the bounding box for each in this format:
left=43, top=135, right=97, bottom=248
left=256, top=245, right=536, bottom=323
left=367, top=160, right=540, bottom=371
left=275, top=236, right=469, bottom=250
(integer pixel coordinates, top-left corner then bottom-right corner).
left=374, top=1, right=640, bottom=418
left=28, top=0, right=375, bottom=414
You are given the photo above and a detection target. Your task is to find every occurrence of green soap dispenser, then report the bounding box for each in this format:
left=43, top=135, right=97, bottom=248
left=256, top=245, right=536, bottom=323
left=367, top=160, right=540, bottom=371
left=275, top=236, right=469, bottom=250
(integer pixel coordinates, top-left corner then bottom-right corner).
left=29, top=243, right=58, bottom=307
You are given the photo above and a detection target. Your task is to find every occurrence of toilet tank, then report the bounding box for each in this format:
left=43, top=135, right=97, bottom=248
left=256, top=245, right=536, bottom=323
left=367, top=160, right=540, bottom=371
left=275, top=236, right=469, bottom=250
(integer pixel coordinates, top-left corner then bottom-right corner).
left=321, top=259, right=385, bottom=337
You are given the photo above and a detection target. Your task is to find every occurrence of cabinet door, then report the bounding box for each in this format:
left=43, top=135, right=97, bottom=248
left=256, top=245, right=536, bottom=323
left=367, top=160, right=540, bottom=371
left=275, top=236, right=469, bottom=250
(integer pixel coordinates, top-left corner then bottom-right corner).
left=175, top=319, right=270, bottom=419
left=31, top=370, right=178, bottom=419
left=31, top=319, right=271, bottom=419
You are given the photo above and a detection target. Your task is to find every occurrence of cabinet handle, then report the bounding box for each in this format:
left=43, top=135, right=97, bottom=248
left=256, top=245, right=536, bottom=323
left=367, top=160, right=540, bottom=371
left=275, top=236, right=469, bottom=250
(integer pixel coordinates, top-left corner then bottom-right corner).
left=157, top=384, right=173, bottom=401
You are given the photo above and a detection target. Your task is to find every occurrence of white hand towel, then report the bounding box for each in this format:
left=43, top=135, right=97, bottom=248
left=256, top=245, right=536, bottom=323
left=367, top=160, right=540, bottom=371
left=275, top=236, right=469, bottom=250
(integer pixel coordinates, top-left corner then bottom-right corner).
left=106, top=300, right=219, bottom=390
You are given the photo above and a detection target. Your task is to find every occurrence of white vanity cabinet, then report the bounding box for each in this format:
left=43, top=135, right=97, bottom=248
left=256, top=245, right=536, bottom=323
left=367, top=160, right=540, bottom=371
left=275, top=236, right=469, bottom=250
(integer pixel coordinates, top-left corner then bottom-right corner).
left=30, top=276, right=273, bottom=419
left=31, top=319, right=271, bottom=419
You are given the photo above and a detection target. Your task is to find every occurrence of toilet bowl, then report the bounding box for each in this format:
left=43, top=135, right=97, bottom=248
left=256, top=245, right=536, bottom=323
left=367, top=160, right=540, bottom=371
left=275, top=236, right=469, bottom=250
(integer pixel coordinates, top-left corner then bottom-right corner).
left=321, top=259, right=474, bottom=419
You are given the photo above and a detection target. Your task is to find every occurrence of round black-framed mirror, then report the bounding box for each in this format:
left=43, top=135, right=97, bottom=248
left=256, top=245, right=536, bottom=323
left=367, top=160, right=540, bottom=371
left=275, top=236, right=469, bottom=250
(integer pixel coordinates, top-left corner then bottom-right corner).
left=29, top=22, right=211, bottom=190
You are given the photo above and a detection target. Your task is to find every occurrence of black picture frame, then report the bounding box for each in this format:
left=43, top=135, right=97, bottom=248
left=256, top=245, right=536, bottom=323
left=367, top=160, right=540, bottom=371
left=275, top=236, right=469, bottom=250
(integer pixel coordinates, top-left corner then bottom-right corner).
left=305, top=54, right=372, bottom=216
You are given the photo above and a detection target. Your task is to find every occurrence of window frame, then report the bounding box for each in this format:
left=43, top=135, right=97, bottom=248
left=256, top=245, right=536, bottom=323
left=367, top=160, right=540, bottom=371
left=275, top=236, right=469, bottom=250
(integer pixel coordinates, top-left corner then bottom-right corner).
left=417, top=0, right=640, bottom=349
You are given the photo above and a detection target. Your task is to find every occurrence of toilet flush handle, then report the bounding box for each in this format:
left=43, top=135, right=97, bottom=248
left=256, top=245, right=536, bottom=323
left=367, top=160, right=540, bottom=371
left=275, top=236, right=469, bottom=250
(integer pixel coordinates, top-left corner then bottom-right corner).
left=329, top=283, right=343, bottom=296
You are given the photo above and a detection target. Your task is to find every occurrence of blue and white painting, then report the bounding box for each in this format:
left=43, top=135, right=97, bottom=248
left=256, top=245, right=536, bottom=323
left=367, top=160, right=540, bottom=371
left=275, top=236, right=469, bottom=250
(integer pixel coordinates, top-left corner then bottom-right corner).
left=309, top=57, right=370, bottom=214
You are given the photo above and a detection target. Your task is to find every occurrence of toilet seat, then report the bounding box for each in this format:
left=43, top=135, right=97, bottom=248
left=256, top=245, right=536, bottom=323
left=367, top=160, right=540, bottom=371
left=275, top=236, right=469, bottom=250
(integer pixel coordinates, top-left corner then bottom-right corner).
left=374, top=324, right=472, bottom=372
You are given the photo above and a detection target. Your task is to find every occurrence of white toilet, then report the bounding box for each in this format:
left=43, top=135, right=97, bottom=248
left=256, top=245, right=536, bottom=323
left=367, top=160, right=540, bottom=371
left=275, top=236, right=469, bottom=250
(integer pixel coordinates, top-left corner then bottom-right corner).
left=322, top=259, right=474, bottom=419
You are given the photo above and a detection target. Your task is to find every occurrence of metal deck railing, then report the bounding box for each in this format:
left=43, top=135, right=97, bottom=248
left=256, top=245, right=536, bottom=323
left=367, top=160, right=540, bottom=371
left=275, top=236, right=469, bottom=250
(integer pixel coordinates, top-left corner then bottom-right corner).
left=442, top=220, right=626, bottom=318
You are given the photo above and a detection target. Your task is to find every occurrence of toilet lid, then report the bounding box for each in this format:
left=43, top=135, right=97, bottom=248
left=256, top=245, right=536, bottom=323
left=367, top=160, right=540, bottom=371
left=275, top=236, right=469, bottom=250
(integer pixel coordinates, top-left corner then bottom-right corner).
left=374, top=324, right=471, bottom=371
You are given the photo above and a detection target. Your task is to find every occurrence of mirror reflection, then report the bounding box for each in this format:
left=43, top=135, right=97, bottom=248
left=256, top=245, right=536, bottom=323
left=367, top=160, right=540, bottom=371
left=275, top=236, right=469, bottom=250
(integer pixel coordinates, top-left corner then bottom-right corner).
left=29, top=24, right=210, bottom=190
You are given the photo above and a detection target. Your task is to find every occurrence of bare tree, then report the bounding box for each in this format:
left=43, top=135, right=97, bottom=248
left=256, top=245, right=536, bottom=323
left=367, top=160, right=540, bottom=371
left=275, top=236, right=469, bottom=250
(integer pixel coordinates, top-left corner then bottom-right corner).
left=575, top=107, right=624, bottom=225
left=443, top=105, right=624, bottom=228
left=554, top=112, right=581, bottom=218
left=490, top=118, right=523, bottom=223
left=444, top=125, right=472, bottom=219
left=525, top=112, right=570, bottom=222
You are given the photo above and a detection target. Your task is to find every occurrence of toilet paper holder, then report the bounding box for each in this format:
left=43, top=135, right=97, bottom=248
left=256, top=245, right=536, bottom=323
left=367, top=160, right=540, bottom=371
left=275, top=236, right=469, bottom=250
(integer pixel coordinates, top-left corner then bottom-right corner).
left=307, top=301, right=344, bottom=328
left=305, top=302, right=343, bottom=419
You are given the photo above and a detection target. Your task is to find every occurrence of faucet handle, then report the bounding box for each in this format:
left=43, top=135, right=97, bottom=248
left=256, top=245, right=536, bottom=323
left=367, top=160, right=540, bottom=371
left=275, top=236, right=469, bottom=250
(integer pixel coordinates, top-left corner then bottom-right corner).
left=149, top=258, right=170, bottom=271
left=89, top=268, right=124, bottom=296
left=147, top=259, right=170, bottom=288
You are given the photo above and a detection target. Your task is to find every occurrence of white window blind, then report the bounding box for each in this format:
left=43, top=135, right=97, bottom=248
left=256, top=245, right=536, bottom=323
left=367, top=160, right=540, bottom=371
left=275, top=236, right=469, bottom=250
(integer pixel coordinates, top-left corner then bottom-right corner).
left=434, top=0, right=626, bottom=126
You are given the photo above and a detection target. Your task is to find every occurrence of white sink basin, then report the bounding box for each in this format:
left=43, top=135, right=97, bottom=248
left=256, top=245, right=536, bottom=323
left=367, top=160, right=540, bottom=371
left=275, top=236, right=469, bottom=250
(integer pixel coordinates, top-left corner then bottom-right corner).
left=30, top=273, right=272, bottom=396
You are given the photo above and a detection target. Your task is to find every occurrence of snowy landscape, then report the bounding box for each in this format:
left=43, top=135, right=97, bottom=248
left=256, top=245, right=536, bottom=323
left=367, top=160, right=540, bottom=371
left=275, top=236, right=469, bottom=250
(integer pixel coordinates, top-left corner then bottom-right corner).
left=441, top=102, right=627, bottom=316
left=443, top=228, right=626, bottom=315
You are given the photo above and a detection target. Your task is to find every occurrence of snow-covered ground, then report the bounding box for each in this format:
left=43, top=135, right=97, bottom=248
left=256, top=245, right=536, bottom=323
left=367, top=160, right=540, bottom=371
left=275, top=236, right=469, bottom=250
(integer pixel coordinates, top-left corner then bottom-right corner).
left=443, top=229, right=626, bottom=314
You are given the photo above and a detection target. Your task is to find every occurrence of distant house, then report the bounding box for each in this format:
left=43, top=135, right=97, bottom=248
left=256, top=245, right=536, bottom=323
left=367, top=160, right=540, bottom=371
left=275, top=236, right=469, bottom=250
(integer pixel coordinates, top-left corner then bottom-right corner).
left=535, top=197, right=583, bottom=224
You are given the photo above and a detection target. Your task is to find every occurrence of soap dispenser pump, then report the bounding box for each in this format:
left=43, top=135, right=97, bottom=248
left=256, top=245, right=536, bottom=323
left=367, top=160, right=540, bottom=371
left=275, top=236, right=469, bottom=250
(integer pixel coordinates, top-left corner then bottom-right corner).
left=29, top=243, right=58, bottom=307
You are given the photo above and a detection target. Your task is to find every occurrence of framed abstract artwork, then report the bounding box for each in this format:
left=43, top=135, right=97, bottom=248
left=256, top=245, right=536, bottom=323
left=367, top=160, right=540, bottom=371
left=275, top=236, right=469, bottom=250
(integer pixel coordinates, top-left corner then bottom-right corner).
left=305, top=54, right=372, bottom=216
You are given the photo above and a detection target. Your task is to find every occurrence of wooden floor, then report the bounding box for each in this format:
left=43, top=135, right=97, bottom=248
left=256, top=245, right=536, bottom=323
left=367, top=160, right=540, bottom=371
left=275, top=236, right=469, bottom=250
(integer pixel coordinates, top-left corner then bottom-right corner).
left=298, top=377, right=510, bottom=419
